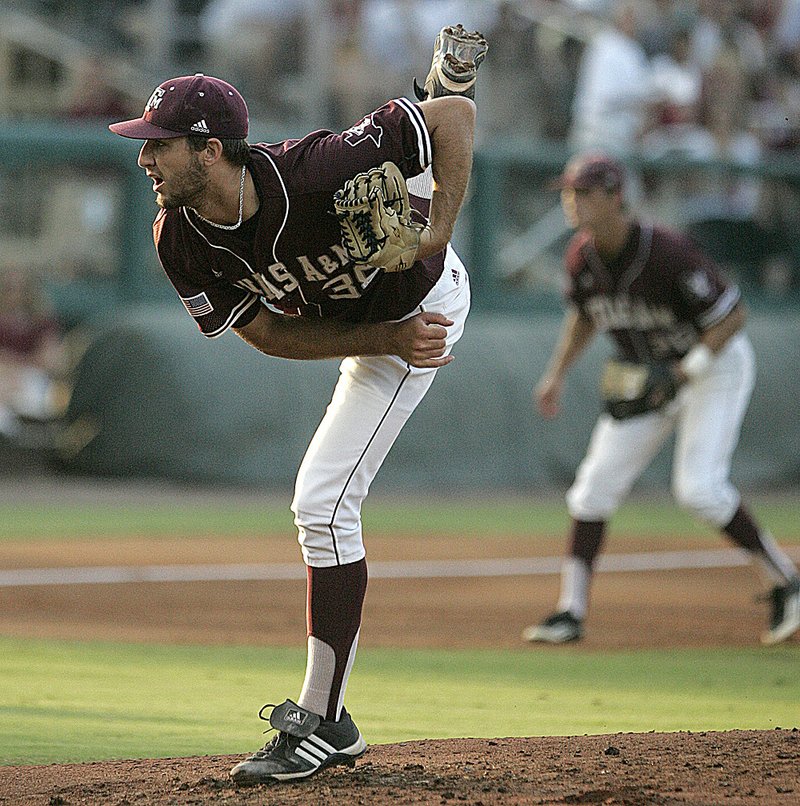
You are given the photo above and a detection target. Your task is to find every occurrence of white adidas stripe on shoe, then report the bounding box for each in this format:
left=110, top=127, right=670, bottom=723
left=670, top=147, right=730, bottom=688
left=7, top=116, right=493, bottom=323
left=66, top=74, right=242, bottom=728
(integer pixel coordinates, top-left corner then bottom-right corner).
left=230, top=699, right=367, bottom=784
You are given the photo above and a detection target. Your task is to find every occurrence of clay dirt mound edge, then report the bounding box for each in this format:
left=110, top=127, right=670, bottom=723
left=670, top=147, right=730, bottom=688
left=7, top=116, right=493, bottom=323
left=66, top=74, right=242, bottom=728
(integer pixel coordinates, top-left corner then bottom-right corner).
left=1, top=729, right=799, bottom=805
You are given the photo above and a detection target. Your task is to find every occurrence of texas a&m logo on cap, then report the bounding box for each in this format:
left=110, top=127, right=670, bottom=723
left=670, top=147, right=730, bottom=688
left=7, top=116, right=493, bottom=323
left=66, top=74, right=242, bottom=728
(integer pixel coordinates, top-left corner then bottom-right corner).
left=146, top=87, right=166, bottom=112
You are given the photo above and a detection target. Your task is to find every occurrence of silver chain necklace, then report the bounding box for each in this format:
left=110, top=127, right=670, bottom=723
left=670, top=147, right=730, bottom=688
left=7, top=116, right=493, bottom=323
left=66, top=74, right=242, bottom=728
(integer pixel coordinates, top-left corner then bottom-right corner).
left=194, top=165, right=246, bottom=230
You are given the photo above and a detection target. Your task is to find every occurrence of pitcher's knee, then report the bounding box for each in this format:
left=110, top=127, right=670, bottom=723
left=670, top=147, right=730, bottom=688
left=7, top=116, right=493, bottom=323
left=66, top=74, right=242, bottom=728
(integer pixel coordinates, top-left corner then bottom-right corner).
left=566, top=483, right=619, bottom=522
left=292, top=499, right=366, bottom=568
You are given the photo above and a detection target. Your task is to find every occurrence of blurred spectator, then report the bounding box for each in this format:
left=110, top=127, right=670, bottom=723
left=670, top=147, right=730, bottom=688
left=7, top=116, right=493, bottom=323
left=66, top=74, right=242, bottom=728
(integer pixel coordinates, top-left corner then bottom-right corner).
left=772, top=0, right=800, bottom=54
left=331, top=0, right=424, bottom=125
left=744, top=0, right=784, bottom=42
left=328, top=0, right=370, bottom=128
left=689, top=0, right=766, bottom=79
left=200, top=0, right=496, bottom=130
left=63, top=57, right=134, bottom=122
left=200, top=0, right=313, bottom=120
left=0, top=266, right=67, bottom=437
left=39, top=0, right=140, bottom=51
left=562, top=0, right=611, bottom=13
left=538, top=30, right=584, bottom=142
left=379, top=0, right=496, bottom=69
left=755, top=0, right=800, bottom=151
left=361, top=1, right=495, bottom=93
left=480, top=1, right=546, bottom=138
left=637, top=0, right=696, bottom=58
left=638, top=22, right=716, bottom=223
left=689, top=28, right=764, bottom=220
left=568, top=0, right=654, bottom=155
left=639, top=9, right=764, bottom=225
left=641, top=24, right=707, bottom=157
left=333, top=1, right=496, bottom=130
left=358, top=0, right=433, bottom=79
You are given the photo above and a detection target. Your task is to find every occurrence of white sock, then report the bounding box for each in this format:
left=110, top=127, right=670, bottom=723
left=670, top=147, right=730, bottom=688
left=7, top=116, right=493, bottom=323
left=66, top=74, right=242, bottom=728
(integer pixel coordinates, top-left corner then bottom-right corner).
left=754, top=531, right=798, bottom=586
left=297, top=631, right=360, bottom=721
left=297, top=636, right=335, bottom=718
left=556, top=556, right=591, bottom=620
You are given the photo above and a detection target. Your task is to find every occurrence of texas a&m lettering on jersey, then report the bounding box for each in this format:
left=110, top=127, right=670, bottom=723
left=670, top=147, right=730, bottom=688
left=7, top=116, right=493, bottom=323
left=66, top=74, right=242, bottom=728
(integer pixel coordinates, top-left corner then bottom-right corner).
left=565, top=222, right=740, bottom=362
left=154, top=98, right=438, bottom=337
left=232, top=245, right=379, bottom=304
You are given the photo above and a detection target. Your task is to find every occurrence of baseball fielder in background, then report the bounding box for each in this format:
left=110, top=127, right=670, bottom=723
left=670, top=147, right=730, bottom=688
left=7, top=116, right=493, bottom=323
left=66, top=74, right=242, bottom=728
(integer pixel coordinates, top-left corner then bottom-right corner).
left=109, top=25, right=486, bottom=786
left=524, top=153, right=800, bottom=647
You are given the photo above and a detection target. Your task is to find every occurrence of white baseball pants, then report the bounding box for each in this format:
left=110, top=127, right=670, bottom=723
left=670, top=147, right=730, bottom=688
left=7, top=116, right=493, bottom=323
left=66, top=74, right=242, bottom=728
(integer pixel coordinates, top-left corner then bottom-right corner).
left=292, top=251, right=470, bottom=567
left=567, top=332, right=756, bottom=526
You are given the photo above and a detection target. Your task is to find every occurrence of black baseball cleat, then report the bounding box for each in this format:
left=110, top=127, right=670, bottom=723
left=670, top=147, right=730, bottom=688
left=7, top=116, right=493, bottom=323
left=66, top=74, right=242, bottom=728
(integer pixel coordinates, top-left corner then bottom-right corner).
left=761, top=577, right=800, bottom=645
left=522, top=611, right=584, bottom=644
left=230, top=699, right=367, bottom=784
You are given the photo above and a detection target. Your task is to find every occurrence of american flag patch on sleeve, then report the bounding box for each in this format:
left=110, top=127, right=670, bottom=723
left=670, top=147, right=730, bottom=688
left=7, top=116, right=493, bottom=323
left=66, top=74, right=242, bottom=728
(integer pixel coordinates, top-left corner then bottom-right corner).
left=181, top=292, right=214, bottom=318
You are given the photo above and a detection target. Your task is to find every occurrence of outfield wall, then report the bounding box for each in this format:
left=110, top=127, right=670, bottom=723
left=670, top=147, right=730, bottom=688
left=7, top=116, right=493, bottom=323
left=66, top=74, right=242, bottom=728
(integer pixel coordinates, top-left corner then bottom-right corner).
left=60, top=306, right=800, bottom=492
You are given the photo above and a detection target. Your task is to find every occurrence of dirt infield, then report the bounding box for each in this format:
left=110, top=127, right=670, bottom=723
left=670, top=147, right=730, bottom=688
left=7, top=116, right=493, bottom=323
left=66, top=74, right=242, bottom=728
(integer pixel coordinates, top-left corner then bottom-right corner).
left=0, top=532, right=787, bottom=650
left=1, top=529, right=799, bottom=804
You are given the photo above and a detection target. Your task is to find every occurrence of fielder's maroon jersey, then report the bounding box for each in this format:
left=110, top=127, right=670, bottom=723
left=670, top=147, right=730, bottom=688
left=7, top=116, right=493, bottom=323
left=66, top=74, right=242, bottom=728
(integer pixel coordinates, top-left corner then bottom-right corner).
left=565, top=221, right=740, bottom=362
left=154, top=98, right=442, bottom=337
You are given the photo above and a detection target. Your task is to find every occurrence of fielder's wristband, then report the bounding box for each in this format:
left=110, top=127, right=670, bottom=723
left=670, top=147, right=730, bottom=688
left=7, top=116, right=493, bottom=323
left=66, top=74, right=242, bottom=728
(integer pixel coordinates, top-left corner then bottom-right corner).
left=679, top=344, right=713, bottom=380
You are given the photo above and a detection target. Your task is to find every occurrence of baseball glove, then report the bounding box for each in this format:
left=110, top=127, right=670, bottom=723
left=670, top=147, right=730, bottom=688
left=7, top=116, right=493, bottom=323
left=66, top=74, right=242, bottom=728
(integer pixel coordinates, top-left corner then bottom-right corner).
left=414, top=24, right=488, bottom=100
left=333, top=161, right=422, bottom=273
left=600, top=359, right=680, bottom=420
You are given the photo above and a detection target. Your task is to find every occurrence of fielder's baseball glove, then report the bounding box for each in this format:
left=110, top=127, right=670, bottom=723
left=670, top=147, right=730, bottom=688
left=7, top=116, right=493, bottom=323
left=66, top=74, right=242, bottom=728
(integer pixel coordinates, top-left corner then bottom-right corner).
left=414, top=24, right=488, bottom=100
left=334, top=161, right=422, bottom=273
left=600, top=359, right=680, bottom=420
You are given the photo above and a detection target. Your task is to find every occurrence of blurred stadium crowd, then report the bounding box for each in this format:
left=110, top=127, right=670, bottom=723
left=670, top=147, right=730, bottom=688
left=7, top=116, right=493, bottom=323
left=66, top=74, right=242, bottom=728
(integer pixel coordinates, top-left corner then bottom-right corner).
left=2, top=0, right=800, bottom=447
left=7, top=1, right=800, bottom=154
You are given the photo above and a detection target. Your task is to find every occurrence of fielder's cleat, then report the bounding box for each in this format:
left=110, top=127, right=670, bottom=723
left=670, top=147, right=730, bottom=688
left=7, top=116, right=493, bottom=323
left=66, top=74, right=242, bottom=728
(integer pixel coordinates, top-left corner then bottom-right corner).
left=523, top=611, right=584, bottom=644
left=761, top=577, right=800, bottom=645
left=230, top=699, right=367, bottom=785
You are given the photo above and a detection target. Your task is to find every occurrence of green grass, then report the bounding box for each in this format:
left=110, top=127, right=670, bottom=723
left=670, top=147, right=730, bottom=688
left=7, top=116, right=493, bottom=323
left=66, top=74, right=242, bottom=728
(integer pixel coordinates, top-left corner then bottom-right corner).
left=1, top=637, right=798, bottom=765
left=0, top=496, right=798, bottom=541
left=1, top=496, right=798, bottom=766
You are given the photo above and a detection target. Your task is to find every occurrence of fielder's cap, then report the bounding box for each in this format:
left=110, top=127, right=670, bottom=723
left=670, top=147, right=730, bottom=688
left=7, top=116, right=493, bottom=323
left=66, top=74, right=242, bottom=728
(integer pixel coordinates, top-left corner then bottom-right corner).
left=551, top=152, right=625, bottom=192
left=109, top=73, right=248, bottom=140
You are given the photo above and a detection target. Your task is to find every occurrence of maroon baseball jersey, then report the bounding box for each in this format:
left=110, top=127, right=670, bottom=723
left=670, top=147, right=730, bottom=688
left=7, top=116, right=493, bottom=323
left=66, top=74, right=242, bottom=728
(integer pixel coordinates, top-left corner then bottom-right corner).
left=565, top=221, right=740, bottom=362
left=153, top=98, right=443, bottom=337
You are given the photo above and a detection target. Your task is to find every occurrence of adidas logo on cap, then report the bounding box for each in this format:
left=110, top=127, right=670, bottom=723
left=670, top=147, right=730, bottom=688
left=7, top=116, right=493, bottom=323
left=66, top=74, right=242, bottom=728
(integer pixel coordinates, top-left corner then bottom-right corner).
left=190, top=119, right=210, bottom=134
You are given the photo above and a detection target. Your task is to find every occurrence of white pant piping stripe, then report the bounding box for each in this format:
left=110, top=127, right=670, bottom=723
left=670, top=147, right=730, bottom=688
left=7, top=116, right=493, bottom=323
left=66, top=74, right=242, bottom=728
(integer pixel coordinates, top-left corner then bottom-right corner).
left=325, top=367, right=412, bottom=564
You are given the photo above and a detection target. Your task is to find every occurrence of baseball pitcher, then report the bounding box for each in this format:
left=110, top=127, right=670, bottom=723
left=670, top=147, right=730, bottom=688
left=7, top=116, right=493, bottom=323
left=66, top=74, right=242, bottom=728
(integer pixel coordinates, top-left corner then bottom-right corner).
left=109, top=25, right=487, bottom=785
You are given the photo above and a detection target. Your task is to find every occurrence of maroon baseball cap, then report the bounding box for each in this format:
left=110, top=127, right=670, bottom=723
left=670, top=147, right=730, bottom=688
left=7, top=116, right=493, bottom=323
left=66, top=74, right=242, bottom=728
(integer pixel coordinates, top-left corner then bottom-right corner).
left=109, top=73, right=248, bottom=140
left=551, top=152, right=625, bottom=192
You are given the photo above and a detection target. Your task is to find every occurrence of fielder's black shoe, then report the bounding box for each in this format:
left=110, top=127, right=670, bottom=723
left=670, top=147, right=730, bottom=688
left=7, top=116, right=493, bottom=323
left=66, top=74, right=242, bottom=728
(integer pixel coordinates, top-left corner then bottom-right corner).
left=523, top=611, right=584, bottom=644
left=230, top=699, right=367, bottom=784
left=761, top=577, right=800, bottom=645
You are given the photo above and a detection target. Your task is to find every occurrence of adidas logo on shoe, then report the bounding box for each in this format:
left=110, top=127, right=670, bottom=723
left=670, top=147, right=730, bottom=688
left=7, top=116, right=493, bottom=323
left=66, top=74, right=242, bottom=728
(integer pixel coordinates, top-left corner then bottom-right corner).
left=286, top=709, right=305, bottom=725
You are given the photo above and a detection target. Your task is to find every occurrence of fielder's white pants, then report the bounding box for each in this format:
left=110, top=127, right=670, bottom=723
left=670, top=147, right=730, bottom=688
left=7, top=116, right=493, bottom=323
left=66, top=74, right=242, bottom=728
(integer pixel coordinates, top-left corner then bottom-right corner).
left=567, top=332, right=755, bottom=526
left=292, top=251, right=470, bottom=567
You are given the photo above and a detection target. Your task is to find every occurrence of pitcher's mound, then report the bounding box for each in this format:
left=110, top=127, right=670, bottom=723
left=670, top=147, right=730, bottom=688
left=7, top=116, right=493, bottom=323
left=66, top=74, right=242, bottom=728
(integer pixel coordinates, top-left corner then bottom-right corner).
left=1, top=729, right=798, bottom=804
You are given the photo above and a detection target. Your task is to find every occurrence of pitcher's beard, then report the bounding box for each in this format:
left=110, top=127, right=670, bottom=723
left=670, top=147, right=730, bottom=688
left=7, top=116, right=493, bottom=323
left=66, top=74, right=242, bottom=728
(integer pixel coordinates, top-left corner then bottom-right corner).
left=156, top=157, right=208, bottom=211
